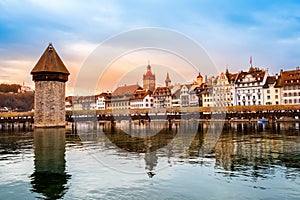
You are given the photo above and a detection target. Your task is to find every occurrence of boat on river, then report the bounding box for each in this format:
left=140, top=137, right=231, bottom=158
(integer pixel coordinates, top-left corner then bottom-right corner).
left=258, top=118, right=268, bottom=123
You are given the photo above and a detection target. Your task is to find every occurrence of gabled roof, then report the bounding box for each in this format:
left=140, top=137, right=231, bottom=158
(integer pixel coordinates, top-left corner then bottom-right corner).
left=235, top=67, right=266, bottom=84
left=172, top=88, right=181, bottom=99
left=181, top=84, right=191, bottom=90
left=153, top=86, right=171, bottom=97
left=96, top=92, right=112, bottom=99
left=130, top=89, right=151, bottom=100
left=112, top=84, right=141, bottom=97
left=278, top=68, right=300, bottom=86
left=226, top=73, right=238, bottom=83
left=263, top=76, right=279, bottom=88
left=31, top=43, right=70, bottom=75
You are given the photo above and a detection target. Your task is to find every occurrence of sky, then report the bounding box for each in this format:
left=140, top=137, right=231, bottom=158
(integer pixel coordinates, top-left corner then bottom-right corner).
left=1, top=0, right=300, bottom=95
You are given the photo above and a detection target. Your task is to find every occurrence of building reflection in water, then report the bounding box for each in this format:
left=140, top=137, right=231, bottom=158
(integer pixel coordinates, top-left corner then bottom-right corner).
left=30, top=128, right=71, bottom=199
left=103, top=122, right=176, bottom=176
left=91, top=121, right=300, bottom=180
left=214, top=122, right=300, bottom=179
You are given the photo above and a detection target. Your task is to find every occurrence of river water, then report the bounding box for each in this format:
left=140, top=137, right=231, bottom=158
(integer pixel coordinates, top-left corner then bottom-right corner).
left=0, top=121, right=299, bottom=199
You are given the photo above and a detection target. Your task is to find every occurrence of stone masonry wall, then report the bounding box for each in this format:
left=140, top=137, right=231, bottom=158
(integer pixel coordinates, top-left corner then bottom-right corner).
left=34, top=81, right=66, bottom=127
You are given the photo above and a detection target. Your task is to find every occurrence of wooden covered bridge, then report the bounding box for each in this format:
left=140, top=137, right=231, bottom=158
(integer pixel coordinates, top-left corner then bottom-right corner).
left=1, top=104, right=300, bottom=128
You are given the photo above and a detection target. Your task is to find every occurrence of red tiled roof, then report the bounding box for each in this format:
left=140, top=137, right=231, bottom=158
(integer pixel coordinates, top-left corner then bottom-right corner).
left=153, top=87, right=171, bottom=97
left=112, top=84, right=142, bottom=97
left=96, top=92, right=112, bottom=99
left=236, top=68, right=265, bottom=83
left=278, top=68, right=300, bottom=86
left=130, top=89, right=151, bottom=100
left=226, top=73, right=238, bottom=83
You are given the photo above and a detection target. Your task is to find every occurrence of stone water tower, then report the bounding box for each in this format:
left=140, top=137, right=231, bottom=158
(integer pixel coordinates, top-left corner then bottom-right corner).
left=31, top=43, right=70, bottom=128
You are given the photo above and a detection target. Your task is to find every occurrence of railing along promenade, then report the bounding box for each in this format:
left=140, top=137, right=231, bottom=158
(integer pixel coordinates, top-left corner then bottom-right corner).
left=1, top=104, right=300, bottom=126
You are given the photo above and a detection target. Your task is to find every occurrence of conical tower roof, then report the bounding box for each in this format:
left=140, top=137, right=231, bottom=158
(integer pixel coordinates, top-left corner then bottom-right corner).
left=165, top=72, right=171, bottom=82
left=31, top=43, right=70, bottom=75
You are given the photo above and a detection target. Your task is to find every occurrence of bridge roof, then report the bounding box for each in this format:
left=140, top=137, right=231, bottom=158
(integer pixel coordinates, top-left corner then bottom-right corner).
left=31, top=43, right=70, bottom=75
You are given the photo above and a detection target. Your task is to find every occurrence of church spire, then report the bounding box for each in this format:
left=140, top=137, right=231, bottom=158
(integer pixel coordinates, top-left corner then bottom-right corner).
left=143, top=61, right=156, bottom=92
left=165, top=72, right=171, bottom=87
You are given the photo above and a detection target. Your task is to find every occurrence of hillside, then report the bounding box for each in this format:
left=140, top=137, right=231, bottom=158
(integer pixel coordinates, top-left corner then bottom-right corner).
left=0, top=84, right=34, bottom=111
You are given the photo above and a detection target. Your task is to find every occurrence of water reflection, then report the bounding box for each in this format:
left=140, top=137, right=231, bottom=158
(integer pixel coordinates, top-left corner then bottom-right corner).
left=98, top=121, right=300, bottom=180
left=104, top=122, right=177, bottom=153
left=215, top=122, right=300, bottom=180
left=30, top=128, right=71, bottom=199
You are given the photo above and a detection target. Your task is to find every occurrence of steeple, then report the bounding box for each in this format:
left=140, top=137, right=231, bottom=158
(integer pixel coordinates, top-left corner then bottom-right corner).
left=143, top=61, right=156, bottom=92
left=165, top=72, right=171, bottom=87
left=225, top=65, right=229, bottom=76
left=196, top=72, right=203, bottom=85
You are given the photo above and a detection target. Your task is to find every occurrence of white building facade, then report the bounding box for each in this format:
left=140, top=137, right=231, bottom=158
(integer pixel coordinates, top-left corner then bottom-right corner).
left=235, top=67, right=268, bottom=106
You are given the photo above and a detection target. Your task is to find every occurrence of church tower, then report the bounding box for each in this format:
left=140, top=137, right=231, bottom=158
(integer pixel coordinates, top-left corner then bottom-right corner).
left=143, top=63, right=156, bottom=92
left=31, top=43, right=70, bottom=128
left=196, top=72, right=203, bottom=85
left=165, top=72, right=171, bottom=87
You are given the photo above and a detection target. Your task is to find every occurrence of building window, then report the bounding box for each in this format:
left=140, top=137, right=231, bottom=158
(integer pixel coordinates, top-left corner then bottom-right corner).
left=275, top=89, right=278, bottom=93
left=275, top=95, right=278, bottom=99
left=267, top=95, right=270, bottom=100
left=267, top=90, right=270, bottom=94
left=276, top=101, right=279, bottom=105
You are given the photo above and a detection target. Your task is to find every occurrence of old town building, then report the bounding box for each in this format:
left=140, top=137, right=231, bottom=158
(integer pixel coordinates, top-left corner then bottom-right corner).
left=262, top=76, right=281, bottom=105
left=153, top=87, right=172, bottom=108
left=212, top=72, right=235, bottom=107
left=130, top=89, right=153, bottom=109
left=235, top=67, right=268, bottom=106
left=111, top=84, right=142, bottom=110
left=278, top=67, right=300, bottom=105
left=96, top=92, right=111, bottom=110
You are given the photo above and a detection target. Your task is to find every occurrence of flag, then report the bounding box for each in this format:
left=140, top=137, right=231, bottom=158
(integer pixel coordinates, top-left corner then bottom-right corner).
left=250, top=56, right=252, bottom=66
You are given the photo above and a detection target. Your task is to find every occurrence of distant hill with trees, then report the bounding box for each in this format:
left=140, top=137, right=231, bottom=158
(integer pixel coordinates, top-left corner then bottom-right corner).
left=0, top=84, right=34, bottom=111
left=0, top=84, right=22, bottom=93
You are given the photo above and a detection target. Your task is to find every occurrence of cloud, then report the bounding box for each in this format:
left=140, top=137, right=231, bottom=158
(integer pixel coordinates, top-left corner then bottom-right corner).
left=1, top=0, right=300, bottom=95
